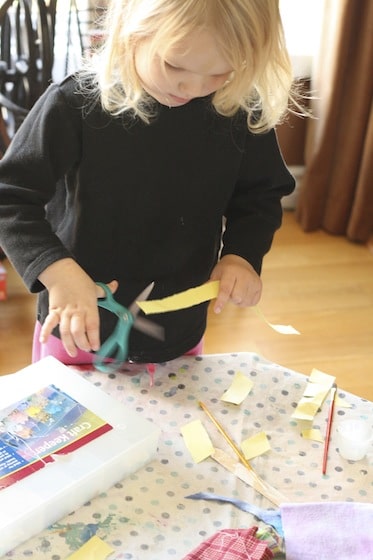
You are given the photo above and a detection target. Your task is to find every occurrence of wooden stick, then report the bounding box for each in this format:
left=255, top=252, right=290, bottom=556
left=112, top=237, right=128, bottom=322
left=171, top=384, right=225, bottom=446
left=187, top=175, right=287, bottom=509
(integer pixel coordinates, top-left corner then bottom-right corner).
left=199, top=401, right=288, bottom=505
left=198, top=401, right=253, bottom=472
left=322, top=386, right=337, bottom=474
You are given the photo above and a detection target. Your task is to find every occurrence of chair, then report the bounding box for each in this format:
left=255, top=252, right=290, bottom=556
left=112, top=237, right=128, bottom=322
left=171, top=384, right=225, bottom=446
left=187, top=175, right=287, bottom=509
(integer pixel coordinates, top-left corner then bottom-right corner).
left=0, top=0, right=55, bottom=139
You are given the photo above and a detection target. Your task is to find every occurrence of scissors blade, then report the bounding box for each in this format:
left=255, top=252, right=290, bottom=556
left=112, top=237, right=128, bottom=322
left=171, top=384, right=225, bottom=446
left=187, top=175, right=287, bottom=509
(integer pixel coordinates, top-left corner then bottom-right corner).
left=133, top=316, right=165, bottom=341
left=127, top=282, right=164, bottom=341
left=128, top=282, right=155, bottom=318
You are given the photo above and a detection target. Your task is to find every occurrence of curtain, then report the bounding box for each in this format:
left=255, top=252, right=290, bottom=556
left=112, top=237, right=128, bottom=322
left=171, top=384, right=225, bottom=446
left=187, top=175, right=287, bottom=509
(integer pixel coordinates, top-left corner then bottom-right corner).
left=295, top=0, right=373, bottom=243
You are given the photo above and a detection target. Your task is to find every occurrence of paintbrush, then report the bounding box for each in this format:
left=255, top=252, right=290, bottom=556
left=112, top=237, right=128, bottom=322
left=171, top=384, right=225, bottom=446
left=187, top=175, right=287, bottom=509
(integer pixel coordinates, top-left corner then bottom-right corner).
left=322, top=384, right=337, bottom=474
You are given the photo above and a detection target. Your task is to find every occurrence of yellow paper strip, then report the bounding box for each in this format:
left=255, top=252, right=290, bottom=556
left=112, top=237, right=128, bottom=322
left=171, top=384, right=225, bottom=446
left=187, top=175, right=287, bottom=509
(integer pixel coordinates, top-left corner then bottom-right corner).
left=220, top=371, right=253, bottom=405
left=180, top=419, right=215, bottom=463
left=138, top=281, right=300, bottom=337
left=137, top=281, right=220, bottom=314
left=67, top=536, right=114, bottom=559
left=241, top=431, right=271, bottom=460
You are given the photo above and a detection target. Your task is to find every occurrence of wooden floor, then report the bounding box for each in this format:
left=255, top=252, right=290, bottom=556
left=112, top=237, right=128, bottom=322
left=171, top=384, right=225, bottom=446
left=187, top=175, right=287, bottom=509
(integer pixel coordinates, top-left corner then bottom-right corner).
left=1, top=211, right=373, bottom=400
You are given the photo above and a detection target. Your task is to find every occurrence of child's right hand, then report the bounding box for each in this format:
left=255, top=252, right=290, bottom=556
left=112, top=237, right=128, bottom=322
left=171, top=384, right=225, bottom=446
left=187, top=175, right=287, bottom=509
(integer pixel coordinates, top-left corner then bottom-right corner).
left=38, top=258, right=118, bottom=357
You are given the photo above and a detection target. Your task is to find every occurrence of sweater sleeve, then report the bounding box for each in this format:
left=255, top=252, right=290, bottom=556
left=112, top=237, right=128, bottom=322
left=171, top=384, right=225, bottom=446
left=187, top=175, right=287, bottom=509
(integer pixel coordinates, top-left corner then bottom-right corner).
left=0, top=79, right=82, bottom=292
left=221, top=128, right=295, bottom=273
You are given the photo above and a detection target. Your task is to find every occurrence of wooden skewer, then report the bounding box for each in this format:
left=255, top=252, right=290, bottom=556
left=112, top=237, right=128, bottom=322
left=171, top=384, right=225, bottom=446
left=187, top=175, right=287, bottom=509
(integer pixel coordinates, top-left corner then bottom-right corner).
left=198, top=401, right=253, bottom=472
left=199, top=401, right=289, bottom=505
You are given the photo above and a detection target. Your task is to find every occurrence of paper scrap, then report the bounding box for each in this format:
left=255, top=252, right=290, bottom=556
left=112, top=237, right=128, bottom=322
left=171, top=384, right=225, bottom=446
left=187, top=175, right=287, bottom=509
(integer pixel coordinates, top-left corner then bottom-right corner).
left=67, top=536, right=114, bottom=559
left=241, top=431, right=271, bottom=460
left=254, top=306, right=300, bottom=335
left=303, top=382, right=329, bottom=398
left=309, top=368, right=336, bottom=388
left=180, top=419, right=215, bottom=463
left=212, top=448, right=287, bottom=507
left=335, top=395, right=352, bottom=408
left=137, top=280, right=219, bottom=314
left=302, top=428, right=324, bottom=443
left=220, top=371, right=253, bottom=405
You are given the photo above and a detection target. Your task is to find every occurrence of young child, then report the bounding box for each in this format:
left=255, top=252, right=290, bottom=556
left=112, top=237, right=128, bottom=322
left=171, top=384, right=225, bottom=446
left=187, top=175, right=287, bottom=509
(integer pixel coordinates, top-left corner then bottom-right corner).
left=0, top=0, right=296, bottom=367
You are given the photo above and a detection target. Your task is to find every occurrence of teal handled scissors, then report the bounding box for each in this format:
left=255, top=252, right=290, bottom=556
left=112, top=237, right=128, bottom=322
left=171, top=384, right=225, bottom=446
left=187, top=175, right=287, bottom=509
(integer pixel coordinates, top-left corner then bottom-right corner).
left=94, top=282, right=164, bottom=373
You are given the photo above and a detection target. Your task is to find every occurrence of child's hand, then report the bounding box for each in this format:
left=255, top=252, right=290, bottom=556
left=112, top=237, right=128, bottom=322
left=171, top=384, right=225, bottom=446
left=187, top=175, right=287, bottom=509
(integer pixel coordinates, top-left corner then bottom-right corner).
left=38, top=258, right=118, bottom=357
left=210, top=254, right=262, bottom=314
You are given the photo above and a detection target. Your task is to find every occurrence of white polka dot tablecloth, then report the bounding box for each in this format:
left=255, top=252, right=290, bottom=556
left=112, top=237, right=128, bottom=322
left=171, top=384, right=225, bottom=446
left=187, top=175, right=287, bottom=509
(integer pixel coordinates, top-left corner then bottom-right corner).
left=3, top=353, right=372, bottom=559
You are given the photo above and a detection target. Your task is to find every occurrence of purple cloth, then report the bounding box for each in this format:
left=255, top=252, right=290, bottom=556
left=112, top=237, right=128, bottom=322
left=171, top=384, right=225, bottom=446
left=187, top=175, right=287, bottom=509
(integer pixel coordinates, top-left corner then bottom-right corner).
left=280, top=502, right=373, bottom=559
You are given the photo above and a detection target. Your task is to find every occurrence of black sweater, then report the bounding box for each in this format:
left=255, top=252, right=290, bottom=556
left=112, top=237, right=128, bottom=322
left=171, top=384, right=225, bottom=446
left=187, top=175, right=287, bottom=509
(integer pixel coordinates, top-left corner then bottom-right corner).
left=0, top=75, right=294, bottom=362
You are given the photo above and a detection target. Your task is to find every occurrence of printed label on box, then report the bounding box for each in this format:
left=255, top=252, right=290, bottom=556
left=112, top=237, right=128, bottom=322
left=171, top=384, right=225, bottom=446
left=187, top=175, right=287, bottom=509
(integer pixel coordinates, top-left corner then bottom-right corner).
left=0, top=385, right=113, bottom=490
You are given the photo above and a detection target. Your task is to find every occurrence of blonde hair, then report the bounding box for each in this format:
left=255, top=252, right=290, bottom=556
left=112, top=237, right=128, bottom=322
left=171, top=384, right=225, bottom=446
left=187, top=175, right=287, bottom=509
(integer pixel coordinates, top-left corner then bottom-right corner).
left=85, top=0, right=295, bottom=132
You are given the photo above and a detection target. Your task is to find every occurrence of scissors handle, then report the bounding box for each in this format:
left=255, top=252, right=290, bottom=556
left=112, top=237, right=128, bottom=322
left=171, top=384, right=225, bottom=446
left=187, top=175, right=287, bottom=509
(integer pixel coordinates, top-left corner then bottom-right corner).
left=95, top=282, right=125, bottom=316
left=94, top=282, right=134, bottom=373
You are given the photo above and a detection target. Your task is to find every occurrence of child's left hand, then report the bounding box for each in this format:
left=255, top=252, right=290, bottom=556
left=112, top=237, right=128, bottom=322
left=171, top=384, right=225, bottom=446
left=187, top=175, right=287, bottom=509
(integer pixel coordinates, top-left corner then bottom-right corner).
left=210, top=254, right=262, bottom=314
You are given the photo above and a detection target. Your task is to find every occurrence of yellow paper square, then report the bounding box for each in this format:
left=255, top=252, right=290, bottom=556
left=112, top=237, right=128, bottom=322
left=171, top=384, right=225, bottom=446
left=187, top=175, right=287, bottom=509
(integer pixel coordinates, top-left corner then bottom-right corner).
left=268, top=323, right=300, bottom=335
left=254, top=306, right=300, bottom=335
left=241, top=431, right=271, bottom=460
left=302, top=428, right=324, bottom=443
left=312, top=389, right=330, bottom=406
left=309, top=368, right=336, bottom=388
left=180, top=419, right=214, bottom=463
left=303, top=382, right=328, bottom=398
left=291, top=397, right=320, bottom=420
left=220, top=371, right=253, bottom=405
left=67, top=536, right=114, bottom=559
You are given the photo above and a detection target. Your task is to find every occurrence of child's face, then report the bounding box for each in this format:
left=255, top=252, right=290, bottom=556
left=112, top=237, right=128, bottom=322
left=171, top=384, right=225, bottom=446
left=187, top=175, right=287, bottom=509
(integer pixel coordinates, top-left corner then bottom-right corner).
left=135, top=29, right=233, bottom=107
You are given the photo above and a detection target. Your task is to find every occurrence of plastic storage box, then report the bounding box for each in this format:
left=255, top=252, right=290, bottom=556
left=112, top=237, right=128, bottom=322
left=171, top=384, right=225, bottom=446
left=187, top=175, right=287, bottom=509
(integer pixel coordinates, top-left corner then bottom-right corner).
left=0, top=357, right=160, bottom=556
